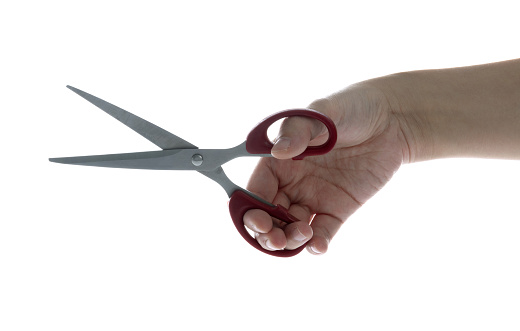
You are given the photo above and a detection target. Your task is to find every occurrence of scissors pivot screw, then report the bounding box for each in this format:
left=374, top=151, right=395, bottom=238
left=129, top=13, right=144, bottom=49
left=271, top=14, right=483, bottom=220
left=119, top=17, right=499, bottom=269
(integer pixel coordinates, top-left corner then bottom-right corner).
left=191, top=154, right=204, bottom=166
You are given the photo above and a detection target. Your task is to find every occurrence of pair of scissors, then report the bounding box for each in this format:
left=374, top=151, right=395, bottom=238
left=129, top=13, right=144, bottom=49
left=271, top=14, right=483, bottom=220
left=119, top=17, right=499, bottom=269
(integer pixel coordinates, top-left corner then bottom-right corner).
left=50, top=86, right=337, bottom=257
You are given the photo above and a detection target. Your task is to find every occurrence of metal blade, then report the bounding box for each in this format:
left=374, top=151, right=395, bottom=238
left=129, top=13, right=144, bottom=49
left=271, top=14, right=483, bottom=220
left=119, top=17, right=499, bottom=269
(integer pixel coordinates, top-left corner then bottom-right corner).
left=49, top=142, right=264, bottom=171
left=49, top=150, right=187, bottom=170
left=66, top=85, right=197, bottom=150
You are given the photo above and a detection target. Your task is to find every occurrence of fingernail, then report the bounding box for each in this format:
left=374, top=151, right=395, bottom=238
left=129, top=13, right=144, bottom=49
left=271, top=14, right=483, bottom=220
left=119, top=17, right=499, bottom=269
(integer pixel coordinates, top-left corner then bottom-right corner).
left=265, top=240, right=277, bottom=250
left=293, top=227, right=307, bottom=242
left=309, top=244, right=322, bottom=255
left=272, top=137, right=291, bottom=153
left=245, top=222, right=261, bottom=233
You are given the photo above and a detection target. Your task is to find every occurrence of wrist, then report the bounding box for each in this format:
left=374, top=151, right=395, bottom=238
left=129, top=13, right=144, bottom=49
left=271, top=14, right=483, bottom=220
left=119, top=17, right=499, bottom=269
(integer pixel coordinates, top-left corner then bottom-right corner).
left=367, top=60, right=520, bottom=162
left=363, top=72, right=436, bottom=163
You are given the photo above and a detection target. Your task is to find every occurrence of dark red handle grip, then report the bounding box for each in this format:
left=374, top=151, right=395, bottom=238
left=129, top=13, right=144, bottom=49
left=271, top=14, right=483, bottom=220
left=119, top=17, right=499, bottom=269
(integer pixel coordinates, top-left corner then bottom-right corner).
left=245, top=109, right=337, bottom=160
left=229, top=190, right=306, bottom=257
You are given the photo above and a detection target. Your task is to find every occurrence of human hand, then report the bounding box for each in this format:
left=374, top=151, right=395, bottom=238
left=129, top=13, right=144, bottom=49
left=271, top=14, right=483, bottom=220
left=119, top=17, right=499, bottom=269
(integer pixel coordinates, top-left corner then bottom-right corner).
left=244, top=83, right=411, bottom=255
left=245, top=59, right=520, bottom=255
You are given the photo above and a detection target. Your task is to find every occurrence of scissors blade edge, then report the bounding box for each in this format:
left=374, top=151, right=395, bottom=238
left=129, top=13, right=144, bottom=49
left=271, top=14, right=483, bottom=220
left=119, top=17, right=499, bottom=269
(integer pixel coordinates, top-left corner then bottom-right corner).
left=66, top=85, right=198, bottom=150
left=49, top=149, right=196, bottom=170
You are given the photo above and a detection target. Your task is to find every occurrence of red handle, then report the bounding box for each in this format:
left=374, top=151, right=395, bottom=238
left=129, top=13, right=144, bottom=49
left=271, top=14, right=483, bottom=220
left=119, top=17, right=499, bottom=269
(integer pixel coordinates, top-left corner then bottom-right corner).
left=229, top=190, right=306, bottom=257
left=245, top=109, right=337, bottom=160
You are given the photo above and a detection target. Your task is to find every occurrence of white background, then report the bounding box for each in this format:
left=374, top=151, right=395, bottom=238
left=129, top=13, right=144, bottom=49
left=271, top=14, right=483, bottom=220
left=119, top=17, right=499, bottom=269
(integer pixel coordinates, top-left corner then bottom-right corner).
left=1, top=1, right=519, bottom=330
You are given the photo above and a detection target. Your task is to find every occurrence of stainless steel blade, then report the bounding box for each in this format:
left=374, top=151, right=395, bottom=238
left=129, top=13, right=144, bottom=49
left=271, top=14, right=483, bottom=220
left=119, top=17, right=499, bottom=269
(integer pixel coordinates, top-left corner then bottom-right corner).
left=49, top=142, right=271, bottom=171
left=49, top=150, right=186, bottom=170
left=66, top=85, right=197, bottom=150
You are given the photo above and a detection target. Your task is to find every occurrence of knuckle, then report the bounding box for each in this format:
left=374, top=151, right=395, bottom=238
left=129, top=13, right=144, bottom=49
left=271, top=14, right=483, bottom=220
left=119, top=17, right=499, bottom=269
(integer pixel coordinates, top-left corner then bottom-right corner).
left=308, top=97, right=335, bottom=116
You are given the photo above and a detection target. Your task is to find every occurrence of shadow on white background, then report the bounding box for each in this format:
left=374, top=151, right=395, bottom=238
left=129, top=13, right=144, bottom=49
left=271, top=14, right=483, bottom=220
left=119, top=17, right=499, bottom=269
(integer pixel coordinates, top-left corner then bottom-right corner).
left=1, top=1, right=519, bottom=330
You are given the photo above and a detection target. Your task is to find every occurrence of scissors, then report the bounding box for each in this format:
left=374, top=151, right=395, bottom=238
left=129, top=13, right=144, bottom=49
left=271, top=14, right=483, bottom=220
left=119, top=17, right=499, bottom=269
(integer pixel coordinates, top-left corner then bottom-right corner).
left=50, top=86, right=337, bottom=257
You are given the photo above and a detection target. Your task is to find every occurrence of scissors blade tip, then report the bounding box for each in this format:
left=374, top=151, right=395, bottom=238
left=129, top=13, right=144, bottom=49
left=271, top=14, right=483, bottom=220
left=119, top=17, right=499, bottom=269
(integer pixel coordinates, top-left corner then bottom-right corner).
left=66, top=85, right=82, bottom=94
left=63, top=85, right=199, bottom=150
left=49, top=157, right=72, bottom=165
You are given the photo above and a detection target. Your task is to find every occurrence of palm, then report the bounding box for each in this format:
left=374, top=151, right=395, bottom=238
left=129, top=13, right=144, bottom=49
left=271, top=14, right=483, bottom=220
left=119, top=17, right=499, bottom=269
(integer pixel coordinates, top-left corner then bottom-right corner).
left=264, top=118, right=403, bottom=220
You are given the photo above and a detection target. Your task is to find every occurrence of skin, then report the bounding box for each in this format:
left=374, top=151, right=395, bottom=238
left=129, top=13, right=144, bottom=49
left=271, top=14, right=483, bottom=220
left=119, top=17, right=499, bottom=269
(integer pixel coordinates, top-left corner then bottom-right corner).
left=244, top=59, right=520, bottom=255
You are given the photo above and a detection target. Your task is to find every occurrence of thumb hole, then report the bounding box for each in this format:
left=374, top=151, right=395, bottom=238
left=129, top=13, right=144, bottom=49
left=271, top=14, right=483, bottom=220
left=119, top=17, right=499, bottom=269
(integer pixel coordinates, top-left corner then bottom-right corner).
left=271, top=116, right=327, bottom=159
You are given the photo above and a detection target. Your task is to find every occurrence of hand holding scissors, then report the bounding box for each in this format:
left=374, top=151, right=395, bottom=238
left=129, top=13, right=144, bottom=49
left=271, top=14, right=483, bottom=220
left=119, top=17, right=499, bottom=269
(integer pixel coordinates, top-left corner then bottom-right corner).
left=50, top=86, right=337, bottom=257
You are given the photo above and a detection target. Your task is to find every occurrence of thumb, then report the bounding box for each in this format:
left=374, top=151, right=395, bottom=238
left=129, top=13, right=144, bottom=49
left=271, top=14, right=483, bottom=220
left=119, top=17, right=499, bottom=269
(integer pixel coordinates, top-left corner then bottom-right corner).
left=271, top=114, right=329, bottom=159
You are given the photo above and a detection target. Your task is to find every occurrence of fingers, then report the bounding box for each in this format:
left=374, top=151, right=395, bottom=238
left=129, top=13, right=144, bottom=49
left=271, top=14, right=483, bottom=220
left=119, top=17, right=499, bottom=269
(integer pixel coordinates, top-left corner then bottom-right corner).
left=271, top=115, right=328, bottom=159
left=256, top=227, right=287, bottom=251
left=244, top=209, right=313, bottom=251
left=243, top=209, right=272, bottom=233
left=284, top=221, right=313, bottom=250
left=256, top=220, right=313, bottom=251
left=244, top=209, right=344, bottom=254
left=306, top=214, right=344, bottom=255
